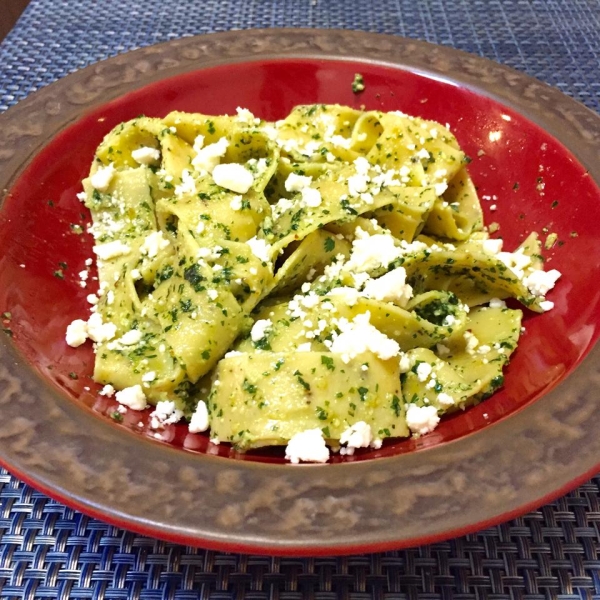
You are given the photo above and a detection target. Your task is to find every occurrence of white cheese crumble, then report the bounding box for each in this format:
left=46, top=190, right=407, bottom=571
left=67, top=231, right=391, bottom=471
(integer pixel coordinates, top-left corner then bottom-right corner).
left=235, top=107, right=260, bottom=125
left=189, top=400, right=210, bottom=433
left=212, top=163, right=254, bottom=194
left=65, top=319, right=88, bottom=347
left=131, top=146, right=161, bottom=165
left=85, top=313, right=117, bottom=343
left=141, top=371, right=156, bottom=383
left=362, top=267, right=413, bottom=307
left=437, top=392, right=455, bottom=407
left=175, top=169, right=196, bottom=196
left=523, top=268, right=561, bottom=297
left=118, top=329, right=143, bottom=346
left=285, top=429, right=330, bottom=464
left=192, top=136, right=229, bottom=173
left=300, top=186, right=322, bottom=208
left=99, top=384, right=115, bottom=397
left=115, top=385, right=148, bottom=411
left=149, top=400, right=183, bottom=429
left=406, top=404, right=440, bottom=435
left=285, top=172, right=312, bottom=193
left=330, top=311, right=400, bottom=363
left=141, top=231, right=170, bottom=258
left=93, top=240, right=131, bottom=261
left=489, top=297, right=507, bottom=309
left=246, top=237, right=271, bottom=263
left=345, top=228, right=403, bottom=273
left=90, top=163, right=115, bottom=192
left=229, top=195, right=243, bottom=211
left=250, top=319, right=272, bottom=342
left=481, top=239, right=503, bottom=255
left=416, top=362, right=433, bottom=382
left=339, top=421, right=372, bottom=455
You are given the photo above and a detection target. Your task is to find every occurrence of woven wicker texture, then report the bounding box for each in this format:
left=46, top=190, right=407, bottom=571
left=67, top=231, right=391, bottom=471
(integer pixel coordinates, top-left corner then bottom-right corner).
left=1, top=0, right=600, bottom=598
left=2, top=468, right=600, bottom=599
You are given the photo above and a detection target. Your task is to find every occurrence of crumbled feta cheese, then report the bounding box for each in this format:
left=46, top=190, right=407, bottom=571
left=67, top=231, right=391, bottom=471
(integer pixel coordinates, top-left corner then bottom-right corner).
left=131, top=146, right=160, bottom=165
left=481, top=239, right=503, bottom=255
left=285, top=429, right=330, bottom=464
left=118, top=329, right=143, bottom=346
left=90, top=163, right=115, bottom=192
left=149, top=400, right=183, bottom=429
left=175, top=169, right=196, bottom=196
left=416, top=362, right=433, bottom=382
left=353, top=157, right=370, bottom=175
left=437, top=392, right=455, bottom=406
left=434, top=182, right=448, bottom=196
left=399, top=353, right=412, bottom=373
left=141, top=231, right=170, bottom=258
left=296, top=342, right=312, bottom=352
left=436, top=343, right=451, bottom=357
left=416, top=148, right=430, bottom=161
left=142, top=371, right=156, bottom=383
left=347, top=173, right=369, bottom=197
left=86, top=293, right=98, bottom=305
left=207, top=289, right=218, bottom=300
left=212, top=163, right=254, bottom=194
left=86, top=313, right=117, bottom=343
left=301, top=186, right=322, bottom=208
left=235, top=107, right=260, bottom=125
left=250, top=319, right=272, bottom=342
left=99, top=384, right=115, bottom=397
left=246, top=237, right=271, bottom=263
left=285, top=172, right=312, bottom=193
left=65, top=319, right=88, bottom=347
left=272, top=197, right=295, bottom=218
left=489, top=297, right=507, bottom=309
left=93, top=240, right=131, bottom=261
left=345, top=228, right=403, bottom=273
left=189, top=400, right=210, bottom=433
left=539, top=300, right=554, bottom=311
left=330, top=311, right=400, bottom=363
left=362, top=267, right=413, bottom=306
left=115, top=385, right=148, bottom=411
left=523, top=268, right=561, bottom=297
left=192, top=136, right=229, bottom=173
left=340, top=421, right=372, bottom=455
left=406, top=404, right=440, bottom=435
left=464, top=331, right=479, bottom=354
left=229, top=195, right=243, bottom=210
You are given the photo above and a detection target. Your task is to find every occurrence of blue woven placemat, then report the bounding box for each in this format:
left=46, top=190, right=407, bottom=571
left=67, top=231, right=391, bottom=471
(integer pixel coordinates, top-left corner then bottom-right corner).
left=1, top=0, right=600, bottom=598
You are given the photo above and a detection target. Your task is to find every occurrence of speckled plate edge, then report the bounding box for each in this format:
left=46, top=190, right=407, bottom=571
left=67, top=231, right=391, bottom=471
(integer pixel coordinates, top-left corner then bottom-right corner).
left=1, top=29, right=599, bottom=556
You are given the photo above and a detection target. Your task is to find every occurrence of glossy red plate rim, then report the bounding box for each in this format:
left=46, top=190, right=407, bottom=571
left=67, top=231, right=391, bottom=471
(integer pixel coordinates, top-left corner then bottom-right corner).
left=0, top=30, right=599, bottom=556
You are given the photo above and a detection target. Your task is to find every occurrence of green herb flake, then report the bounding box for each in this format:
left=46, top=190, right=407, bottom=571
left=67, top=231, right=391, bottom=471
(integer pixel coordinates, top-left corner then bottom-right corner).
left=321, top=355, right=335, bottom=371
left=351, top=73, right=365, bottom=93
left=110, top=411, right=124, bottom=422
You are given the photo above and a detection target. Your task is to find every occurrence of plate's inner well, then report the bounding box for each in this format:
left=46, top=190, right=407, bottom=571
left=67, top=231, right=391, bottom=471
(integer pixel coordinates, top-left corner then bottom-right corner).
left=1, top=58, right=600, bottom=463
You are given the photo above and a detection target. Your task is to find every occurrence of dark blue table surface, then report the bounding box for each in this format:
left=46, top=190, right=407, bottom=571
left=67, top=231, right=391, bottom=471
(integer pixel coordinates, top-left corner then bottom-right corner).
left=1, top=1, right=599, bottom=598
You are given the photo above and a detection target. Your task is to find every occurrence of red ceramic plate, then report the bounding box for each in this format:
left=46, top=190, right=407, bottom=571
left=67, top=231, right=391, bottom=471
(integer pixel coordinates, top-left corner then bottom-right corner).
left=1, top=30, right=599, bottom=556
